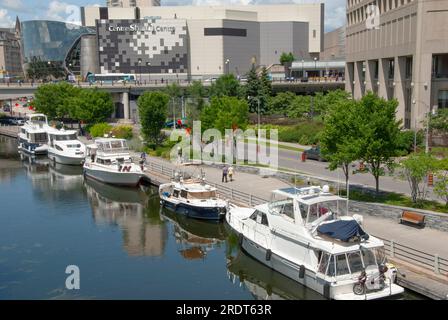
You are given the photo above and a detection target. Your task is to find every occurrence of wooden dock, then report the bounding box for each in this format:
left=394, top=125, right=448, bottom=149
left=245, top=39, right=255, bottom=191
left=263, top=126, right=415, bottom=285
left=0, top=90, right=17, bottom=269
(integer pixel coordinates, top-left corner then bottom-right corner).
left=0, top=125, right=19, bottom=138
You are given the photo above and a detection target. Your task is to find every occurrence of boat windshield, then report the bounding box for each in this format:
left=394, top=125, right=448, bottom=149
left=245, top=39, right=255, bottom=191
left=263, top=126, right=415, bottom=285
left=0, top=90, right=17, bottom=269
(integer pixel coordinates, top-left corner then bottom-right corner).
left=54, top=133, right=77, bottom=141
left=97, top=140, right=129, bottom=153
left=187, top=191, right=217, bottom=199
left=303, top=199, right=347, bottom=224
left=318, top=246, right=387, bottom=277
left=269, top=193, right=295, bottom=220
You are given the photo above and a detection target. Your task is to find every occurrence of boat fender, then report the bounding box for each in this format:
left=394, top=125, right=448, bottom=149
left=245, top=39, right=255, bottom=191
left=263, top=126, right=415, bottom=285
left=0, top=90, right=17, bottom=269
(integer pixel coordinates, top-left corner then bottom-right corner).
left=266, top=249, right=272, bottom=261
left=323, top=283, right=331, bottom=299
left=299, top=265, right=305, bottom=279
left=238, top=233, right=244, bottom=247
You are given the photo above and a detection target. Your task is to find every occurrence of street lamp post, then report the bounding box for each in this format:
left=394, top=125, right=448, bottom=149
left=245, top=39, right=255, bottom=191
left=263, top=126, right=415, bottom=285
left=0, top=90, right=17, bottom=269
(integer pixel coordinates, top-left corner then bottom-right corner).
left=138, top=59, right=142, bottom=84
left=413, top=99, right=437, bottom=153
left=314, top=57, right=317, bottom=79
left=225, top=59, right=230, bottom=75
left=302, top=59, right=305, bottom=79
left=146, top=62, right=151, bottom=84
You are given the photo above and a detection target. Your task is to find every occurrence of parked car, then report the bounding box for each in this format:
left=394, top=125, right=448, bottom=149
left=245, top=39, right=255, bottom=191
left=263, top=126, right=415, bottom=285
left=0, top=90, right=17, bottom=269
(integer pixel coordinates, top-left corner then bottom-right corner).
left=303, top=146, right=327, bottom=162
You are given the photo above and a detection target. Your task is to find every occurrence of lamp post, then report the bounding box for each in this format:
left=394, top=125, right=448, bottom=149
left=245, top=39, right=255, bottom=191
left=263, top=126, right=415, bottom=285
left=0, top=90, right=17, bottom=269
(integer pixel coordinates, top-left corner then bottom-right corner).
left=138, top=58, right=142, bottom=84
left=146, top=62, right=151, bottom=84
left=225, top=59, right=230, bottom=75
left=412, top=99, right=437, bottom=153
left=314, top=57, right=317, bottom=79
left=248, top=95, right=261, bottom=135
left=301, top=59, right=305, bottom=79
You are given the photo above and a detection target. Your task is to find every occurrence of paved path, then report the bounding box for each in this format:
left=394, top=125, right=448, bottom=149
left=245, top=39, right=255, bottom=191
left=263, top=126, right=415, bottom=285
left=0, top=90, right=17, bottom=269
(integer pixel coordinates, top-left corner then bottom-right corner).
left=143, top=154, right=448, bottom=259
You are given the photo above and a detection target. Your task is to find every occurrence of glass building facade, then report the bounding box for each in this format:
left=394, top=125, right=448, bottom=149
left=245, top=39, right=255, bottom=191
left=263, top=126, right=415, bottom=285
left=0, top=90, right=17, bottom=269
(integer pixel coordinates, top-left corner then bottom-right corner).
left=21, top=21, right=95, bottom=74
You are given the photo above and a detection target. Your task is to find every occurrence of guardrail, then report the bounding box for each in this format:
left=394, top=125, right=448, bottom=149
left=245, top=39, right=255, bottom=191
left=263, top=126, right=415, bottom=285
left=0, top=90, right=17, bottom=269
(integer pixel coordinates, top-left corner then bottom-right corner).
left=147, top=160, right=267, bottom=206
left=375, top=235, right=448, bottom=276
left=146, top=158, right=448, bottom=276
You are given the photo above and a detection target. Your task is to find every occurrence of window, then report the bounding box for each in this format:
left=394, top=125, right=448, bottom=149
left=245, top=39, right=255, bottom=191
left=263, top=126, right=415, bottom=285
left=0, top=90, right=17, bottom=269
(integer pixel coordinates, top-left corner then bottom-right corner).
left=336, top=254, right=351, bottom=276
left=180, top=190, right=188, bottom=198
left=204, top=28, right=247, bottom=37
left=173, top=190, right=179, bottom=198
left=438, top=90, right=448, bottom=109
left=347, top=251, right=364, bottom=273
left=361, top=248, right=377, bottom=267
left=313, top=29, right=316, bottom=38
left=250, top=210, right=269, bottom=227
left=261, top=213, right=269, bottom=227
left=318, top=253, right=330, bottom=274
left=327, top=255, right=336, bottom=277
left=405, top=57, right=413, bottom=79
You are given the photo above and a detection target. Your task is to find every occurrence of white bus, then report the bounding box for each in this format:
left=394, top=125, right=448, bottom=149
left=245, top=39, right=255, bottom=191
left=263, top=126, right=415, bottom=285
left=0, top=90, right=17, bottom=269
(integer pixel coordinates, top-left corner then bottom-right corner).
left=86, top=73, right=136, bottom=84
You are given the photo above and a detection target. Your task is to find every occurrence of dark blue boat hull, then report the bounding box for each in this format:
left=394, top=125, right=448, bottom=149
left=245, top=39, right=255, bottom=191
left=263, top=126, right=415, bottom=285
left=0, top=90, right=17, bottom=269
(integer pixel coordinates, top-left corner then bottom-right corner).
left=161, top=199, right=226, bottom=221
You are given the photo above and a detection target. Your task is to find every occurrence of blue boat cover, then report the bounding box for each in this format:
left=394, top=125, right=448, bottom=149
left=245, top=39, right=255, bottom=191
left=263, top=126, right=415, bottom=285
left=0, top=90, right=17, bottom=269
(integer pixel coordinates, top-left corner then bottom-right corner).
left=317, top=220, right=369, bottom=242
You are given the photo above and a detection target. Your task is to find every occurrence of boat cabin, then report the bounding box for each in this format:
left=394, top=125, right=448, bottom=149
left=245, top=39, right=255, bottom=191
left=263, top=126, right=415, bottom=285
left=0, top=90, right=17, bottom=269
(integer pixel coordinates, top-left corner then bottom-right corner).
left=268, top=186, right=348, bottom=228
left=86, top=139, right=133, bottom=166
left=47, top=130, right=80, bottom=149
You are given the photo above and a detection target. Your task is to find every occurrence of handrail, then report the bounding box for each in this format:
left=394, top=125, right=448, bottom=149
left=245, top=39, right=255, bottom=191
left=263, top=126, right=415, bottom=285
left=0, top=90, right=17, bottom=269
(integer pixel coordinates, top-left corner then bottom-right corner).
left=146, top=159, right=448, bottom=276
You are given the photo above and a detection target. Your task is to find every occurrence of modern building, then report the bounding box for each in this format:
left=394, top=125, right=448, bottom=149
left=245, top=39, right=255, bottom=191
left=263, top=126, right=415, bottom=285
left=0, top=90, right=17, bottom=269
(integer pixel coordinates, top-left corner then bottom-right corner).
left=345, top=0, right=448, bottom=129
left=80, top=3, right=324, bottom=79
left=107, top=0, right=160, bottom=7
left=321, top=26, right=346, bottom=61
left=21, top=20, right=95, bottom=76
left=0, top=18, right=23, bottom=81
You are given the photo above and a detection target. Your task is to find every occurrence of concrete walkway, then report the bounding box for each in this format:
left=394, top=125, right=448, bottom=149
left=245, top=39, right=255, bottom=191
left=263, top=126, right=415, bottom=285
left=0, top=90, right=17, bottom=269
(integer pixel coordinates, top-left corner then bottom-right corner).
left=144, top=154, right=448, bottom=261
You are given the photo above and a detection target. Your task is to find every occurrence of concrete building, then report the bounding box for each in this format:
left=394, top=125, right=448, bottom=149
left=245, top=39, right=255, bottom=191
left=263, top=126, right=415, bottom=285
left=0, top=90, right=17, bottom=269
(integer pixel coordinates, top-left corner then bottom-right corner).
left=0, top=18, right=23, bottom=81
left=81, top=4, right=323, bottom=78
left=345, top=0, right=448, bottom=129
left=321, top=25, right=346, bottom=61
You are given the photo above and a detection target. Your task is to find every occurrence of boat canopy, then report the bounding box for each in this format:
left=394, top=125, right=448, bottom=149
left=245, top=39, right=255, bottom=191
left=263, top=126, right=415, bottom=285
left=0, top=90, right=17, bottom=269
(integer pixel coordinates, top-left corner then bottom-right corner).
left=317, top=220, right=369, bottom=242
left=273, top=186, right=345, bottom=205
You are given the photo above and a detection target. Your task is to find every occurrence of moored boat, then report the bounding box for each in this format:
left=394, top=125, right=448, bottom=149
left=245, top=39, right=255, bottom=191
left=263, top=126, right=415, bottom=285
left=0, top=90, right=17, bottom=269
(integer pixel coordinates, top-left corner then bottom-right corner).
left=17, top=113, right=49, bottom=155
left=226, top=185, right=405, bottom=300
left=83, top=138, right=144, bottom=187
left=47, top=127, right=86, bottom=165
left=159, top=172, right=228, bottom=221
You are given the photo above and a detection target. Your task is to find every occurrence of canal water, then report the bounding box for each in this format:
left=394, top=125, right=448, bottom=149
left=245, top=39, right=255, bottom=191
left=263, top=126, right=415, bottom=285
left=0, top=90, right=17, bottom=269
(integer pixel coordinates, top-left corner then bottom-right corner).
left=0, top=136, right=423, bottom=300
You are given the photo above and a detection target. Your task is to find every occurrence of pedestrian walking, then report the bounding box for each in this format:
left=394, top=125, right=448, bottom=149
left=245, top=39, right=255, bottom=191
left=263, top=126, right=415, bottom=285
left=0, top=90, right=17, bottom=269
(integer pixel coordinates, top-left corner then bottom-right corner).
left=228, top=166, right=234, bottom=182
left=222, top=166, right=228, bottom=183
left=139, top=151, right=147, bottom=170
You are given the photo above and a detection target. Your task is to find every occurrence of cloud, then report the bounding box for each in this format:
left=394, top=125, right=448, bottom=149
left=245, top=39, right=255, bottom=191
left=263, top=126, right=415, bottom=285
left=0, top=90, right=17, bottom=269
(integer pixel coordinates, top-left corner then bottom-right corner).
left=0, top=8, right=14, bottom=28
left=1, top=0, right=24, bottom=11
left=46, top=0, right=81, bottom=25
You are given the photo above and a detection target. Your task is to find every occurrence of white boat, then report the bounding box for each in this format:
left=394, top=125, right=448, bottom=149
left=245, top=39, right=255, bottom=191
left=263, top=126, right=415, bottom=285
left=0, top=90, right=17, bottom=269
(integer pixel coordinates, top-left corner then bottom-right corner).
left=159, top=172, right=228, bottom=221
left=47, top=127, right=86, bottom=165
left=226, top=185, right=405, bottom=300
left=83, top=138, right=144, bottom=187
left=17, top=113, right=49, bottom=155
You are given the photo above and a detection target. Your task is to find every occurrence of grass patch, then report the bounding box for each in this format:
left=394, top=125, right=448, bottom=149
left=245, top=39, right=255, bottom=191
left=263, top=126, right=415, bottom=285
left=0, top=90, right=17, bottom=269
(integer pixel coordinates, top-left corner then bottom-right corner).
left=342, top=189, right=448, bottom=214
left=431, top=147, right=448, bottom=159
left=244, top=137, right=305, bottom=152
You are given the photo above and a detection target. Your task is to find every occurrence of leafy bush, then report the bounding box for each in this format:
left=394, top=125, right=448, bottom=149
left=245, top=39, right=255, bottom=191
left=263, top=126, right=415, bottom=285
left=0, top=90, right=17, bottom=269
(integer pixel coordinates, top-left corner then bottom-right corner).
left=278, top=121, right=324, bottom=145
left=397, top=130, right=424, bottom=154
left=89, top=122, right=112, bottom=137
left=111, top=125, right=133, bottom=139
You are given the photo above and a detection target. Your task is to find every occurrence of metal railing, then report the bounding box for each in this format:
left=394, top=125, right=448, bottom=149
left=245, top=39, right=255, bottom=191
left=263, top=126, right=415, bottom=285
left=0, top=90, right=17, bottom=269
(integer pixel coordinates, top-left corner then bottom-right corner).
left=146, top=159, right=448, bottom=276
left=376, top=235, right=448, bottom=276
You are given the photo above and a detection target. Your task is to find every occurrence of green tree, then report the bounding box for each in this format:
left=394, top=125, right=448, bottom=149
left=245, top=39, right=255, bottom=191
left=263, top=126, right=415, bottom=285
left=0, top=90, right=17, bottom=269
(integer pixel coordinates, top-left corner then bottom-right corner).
left=434, top=158, right=448, bottom=207
left=185, top=80, right=207, bottom=128
left=245, top=64, right=260, bottom=113
left=138, top=91, right=169, bottom=146
left=429, top=108, right=448, bottom=133
left=400, top=152, right=439, bottom=204
left=357, top=92, right=404, bottom=193
left=210, top=74, right=240, bottom=97
left=320, top=99, right=361, bottom=192
left=279, top=52, right=295, bottom=65
left=287, top=95, right=311, bottom=119
left=267, top=92, right=296, bottom=115
left=70, top=89, right=114, bottom=124
left=200, top=96, right=249, bottom=134
left=34, top=82, right=81, bottom=119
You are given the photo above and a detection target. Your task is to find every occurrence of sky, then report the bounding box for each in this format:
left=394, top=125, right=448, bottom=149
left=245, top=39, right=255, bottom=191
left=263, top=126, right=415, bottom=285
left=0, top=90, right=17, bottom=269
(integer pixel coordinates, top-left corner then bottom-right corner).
left=0, top=0, right=346, bottom=31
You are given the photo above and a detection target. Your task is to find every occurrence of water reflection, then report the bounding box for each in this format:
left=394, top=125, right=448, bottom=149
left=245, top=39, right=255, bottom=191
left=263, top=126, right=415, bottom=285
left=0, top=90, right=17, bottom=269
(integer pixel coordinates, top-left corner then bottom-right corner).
left=85, top=179, right=168, bottom=257
left=0, top=135, right=20, bottom=160
left=226, top=247, right=325, bottom=300
left=160, top=208, right=227, bottom=260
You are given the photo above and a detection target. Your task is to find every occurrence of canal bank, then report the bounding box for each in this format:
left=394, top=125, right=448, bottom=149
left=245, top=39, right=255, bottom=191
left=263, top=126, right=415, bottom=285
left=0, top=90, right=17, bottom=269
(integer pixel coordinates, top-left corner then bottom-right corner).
left=136, top=153, right=448, bottom=300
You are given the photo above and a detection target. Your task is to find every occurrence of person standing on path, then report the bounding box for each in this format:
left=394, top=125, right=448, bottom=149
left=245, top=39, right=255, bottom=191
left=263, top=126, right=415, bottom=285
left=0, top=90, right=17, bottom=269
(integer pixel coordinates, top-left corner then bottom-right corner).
left=222, top=166, right=228, bottom=183
left=228, top=166, right=234, bottom=182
